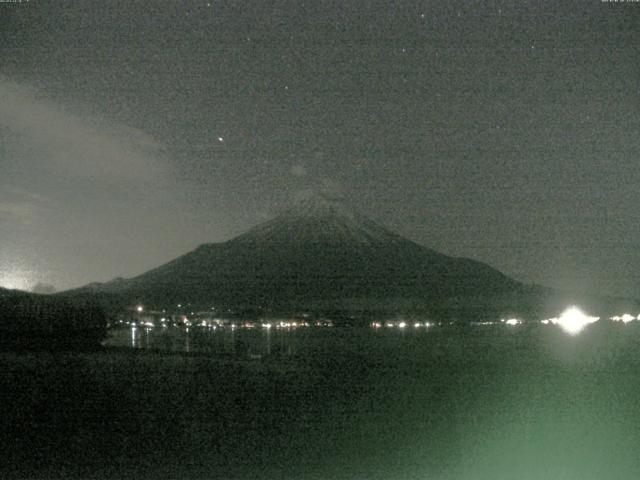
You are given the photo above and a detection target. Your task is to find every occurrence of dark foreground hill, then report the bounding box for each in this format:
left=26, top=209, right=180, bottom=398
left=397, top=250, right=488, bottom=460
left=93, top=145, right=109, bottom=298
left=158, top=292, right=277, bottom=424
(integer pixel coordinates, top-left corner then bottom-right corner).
left=0, top=287, right=106, bottom=350
left=62, top=195, right=639, bottom=320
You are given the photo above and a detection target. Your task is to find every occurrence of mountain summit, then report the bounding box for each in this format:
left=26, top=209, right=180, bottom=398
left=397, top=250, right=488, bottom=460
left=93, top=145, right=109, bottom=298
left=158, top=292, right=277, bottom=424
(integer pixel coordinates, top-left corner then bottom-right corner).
left=232, top=194, right=405, bottom=247
left=69, top=195, right=524, bottom=317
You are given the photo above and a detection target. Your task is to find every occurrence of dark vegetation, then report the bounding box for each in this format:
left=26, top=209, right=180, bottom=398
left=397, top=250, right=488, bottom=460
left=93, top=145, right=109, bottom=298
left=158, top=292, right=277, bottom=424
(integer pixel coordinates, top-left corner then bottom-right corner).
left=0, top=288, right=107, bottom=351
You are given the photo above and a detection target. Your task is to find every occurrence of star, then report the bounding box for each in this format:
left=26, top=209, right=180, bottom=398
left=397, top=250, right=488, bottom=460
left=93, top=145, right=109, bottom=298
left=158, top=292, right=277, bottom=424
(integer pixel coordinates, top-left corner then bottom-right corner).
left=217, top=136, right=224, bottom=143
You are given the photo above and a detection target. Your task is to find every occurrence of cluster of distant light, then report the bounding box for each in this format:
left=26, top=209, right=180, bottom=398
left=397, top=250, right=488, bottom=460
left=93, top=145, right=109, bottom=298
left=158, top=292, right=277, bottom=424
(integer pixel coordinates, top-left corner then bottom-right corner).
left=610, top=313, right=640, bottom=324
left=374, top=307, right=640, bottom=336
left=122, top=314, right=334, bottom=330
left=371, top=321, right=435, bottom=329
left=502, top=318, right=522, bottom=326
left=261, top=321, right=334, bottom=329
left=500, top=309, right=640, bottom=335
left=538, top=307, right=600, bottom=335
left=126, top=305, right=640, bottom=336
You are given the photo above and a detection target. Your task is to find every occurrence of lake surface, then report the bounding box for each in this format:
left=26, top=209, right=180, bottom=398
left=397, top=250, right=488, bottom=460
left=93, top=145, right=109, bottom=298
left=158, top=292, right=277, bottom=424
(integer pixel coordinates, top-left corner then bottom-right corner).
left=6, top=322, right=640, bottom=479
left=105, top=322, right=548, bottom=365
left=105, top=320, right=640, bottom=365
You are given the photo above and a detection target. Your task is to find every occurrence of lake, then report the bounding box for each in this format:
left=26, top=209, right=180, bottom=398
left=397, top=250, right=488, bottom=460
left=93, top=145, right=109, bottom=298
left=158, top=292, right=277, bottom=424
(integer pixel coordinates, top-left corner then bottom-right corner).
left=4, top=321, right=640, bottom=479
left=105, top=319, right=640, bottom=366
left=105, top=322, right=549, bottom=367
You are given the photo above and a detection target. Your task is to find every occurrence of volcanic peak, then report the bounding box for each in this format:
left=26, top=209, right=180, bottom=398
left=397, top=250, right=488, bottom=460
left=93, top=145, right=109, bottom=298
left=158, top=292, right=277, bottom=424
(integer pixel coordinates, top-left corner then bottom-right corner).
left=231, top=193, right=403, bottom=247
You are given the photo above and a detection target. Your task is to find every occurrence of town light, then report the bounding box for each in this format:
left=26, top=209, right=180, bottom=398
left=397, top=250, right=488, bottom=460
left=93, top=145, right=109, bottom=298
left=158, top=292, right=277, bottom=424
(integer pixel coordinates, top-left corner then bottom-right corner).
left=611, top=314, right=635, bottom=324
left=547, top=307, right=599, bottom=335
left=503, top=318, right=522, bottom=326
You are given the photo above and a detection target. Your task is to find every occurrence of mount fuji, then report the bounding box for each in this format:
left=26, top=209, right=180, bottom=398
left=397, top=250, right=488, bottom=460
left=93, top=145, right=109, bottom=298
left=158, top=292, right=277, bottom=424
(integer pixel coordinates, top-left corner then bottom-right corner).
left=66, top=194, right=545, bottom=319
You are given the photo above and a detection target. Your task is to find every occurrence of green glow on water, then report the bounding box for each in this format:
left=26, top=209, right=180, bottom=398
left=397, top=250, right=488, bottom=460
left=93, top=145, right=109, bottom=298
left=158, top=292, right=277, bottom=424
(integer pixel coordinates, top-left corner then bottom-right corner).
left=5, top=323, right=640, bottom=479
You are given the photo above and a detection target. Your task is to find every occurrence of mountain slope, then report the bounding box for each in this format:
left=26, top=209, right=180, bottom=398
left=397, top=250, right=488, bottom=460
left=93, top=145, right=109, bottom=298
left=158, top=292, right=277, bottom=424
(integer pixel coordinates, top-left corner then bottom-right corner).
left=67, top=195, right=524, bottom=316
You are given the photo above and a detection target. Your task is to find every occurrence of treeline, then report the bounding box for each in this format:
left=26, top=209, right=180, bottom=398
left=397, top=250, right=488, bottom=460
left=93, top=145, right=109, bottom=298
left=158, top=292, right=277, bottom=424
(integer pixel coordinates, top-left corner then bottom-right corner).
left=0, top=290, right=107, bottom=351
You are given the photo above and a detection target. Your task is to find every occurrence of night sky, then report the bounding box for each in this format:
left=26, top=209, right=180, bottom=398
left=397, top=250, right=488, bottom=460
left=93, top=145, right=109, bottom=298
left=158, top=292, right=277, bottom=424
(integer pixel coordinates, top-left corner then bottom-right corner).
left=1, top=0, right=638, bottom=297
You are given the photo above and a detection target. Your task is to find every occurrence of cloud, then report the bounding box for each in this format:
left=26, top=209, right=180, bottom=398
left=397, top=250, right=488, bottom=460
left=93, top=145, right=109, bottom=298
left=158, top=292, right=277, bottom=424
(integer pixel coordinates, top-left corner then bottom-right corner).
left=0, top=185, right=52, bottom=225
left=2, top=185, right=51, bottom=203
left=0, top=201, right=35, bottom=224
left=0, top=79, right=167, bottom=184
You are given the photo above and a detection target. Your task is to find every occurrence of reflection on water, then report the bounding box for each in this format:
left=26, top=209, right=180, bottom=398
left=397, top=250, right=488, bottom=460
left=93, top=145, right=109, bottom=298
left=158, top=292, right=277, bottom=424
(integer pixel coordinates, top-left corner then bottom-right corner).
left=109, top=322, right=449, bottom=359
left=110, top=324, right=308, bottom=357
left=108, top=318, right=640, bottom=367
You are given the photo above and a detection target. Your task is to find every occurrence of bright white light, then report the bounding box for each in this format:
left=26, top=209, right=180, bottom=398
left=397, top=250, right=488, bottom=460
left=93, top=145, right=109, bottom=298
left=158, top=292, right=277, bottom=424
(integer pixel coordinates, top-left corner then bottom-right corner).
left=504, top=318, right=521, bottom=326
left=0, top=276, right=29, bottom=290
left=0, top=265, right=34, bottom=291
left=398, top=322, right=406, bottom=328
left=547, top=307, right=599, bottom=335
left=136, top=305, right=143, bottom=313
left=540, top=319, right=550, bottom=325
left=611, top=314, right=635, bottom=324
left=414, top=322, right=422, bottom=328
